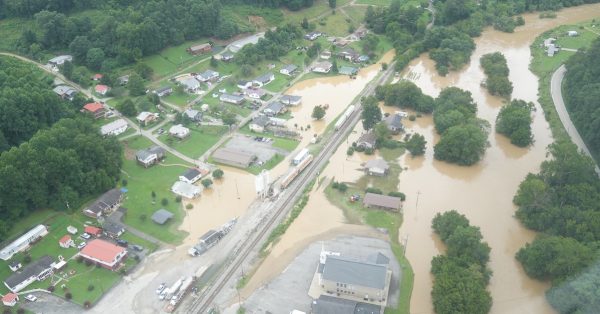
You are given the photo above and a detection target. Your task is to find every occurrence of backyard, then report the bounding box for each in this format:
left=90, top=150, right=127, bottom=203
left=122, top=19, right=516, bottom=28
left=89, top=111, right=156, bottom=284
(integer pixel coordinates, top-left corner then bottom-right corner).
left=158, top=124, right=229, bottom=159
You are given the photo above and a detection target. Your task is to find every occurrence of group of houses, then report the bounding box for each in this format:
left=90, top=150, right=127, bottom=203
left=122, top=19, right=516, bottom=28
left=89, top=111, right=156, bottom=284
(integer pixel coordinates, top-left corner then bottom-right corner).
left=543, top=31, right=579, bottom=57
left=170, top=167, right=209, bottom=199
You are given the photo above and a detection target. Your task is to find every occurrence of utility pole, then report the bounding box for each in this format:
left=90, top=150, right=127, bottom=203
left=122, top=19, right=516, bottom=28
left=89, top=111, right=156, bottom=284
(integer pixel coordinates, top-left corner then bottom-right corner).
left=415, top=190, right=421, bottom=215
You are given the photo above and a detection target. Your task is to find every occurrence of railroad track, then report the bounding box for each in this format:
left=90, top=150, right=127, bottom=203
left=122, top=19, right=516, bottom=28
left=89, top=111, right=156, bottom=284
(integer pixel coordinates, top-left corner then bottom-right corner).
left=186, top=63, right=396, bottom=313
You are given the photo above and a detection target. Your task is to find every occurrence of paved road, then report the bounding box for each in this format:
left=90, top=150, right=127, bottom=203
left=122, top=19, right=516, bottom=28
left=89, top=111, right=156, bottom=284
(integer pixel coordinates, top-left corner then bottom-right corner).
left=551, top=65, right=600, bottom=174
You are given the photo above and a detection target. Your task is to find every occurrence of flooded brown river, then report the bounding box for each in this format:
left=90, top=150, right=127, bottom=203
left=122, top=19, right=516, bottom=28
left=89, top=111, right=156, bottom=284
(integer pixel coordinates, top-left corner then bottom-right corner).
left=239, top=4, right=600, bottom=314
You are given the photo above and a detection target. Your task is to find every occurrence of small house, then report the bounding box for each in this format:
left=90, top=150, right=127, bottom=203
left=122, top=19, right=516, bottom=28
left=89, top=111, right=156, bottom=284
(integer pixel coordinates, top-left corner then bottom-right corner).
left=338, top=48, right=359, bottom=62
left=304, top=31, right=322, bottom=41
left=357, top=55, right=370, bottom=63
left=3, top=255, right=54, bottom=292
left=118, top=75, right=129, bottom=85
left=237, top=80, right=252, bottom=89
left=363, top=193, right=402, bottom=211
left=179, top=168, right=203, bottom=184
left=169, top=124, right=190, bottom=139
left=184, top=109, right=203, bottom=122
left=181, top=77, right=201, bottom=93
left=91, top=73, right=103, bottom=81
left=84, top=226, right=103, bottom=237
left=82, top=102, right=106, bottom=119
left=0, top=225, right=48, bottom=261
left=243, top=88, right=267, bottom=99
left=356, top=132, right=377, bottom=150
left=196, top=70, right=219, bottom=82
left=339, top=66, right=358, bottom=76
left=280, top=95, right=302, bottom=106
left=547, top=44, right=560, bottom=57
left=53, top=85, right=77, bottom=100
left=312, top=61, right=333, bottom=74
left=543, top=38, right=556, bottom=48
left=567, top=30, right=579, bottom=37
left=171, top=181, right=202, bottom=199
left=102, top=222, right=124, bottom=238
left=263, top=101, right=286, bottom=116
left=280, top=64, right=298, bottom=76
left=221, top=50, right=234, bottom=62
left=67, top=226, right=78, bottom=234
left=384, top=113, right=404, bottom=133
left=136, top=111, right=159, bottom=126
left=59, top=235, right=74, bottom=248
left=212, top=148, right=256, bottom=168
left=253, top=73, right=275, bottom=87
left=95, top=84, right=110, bottom=96
left=8, top=261, right=22, bottom=272
left=82, top=188, right=123, bottom=219
left=249, top=115, right=271, bottom=133
left=320, top=50, right=332, bottom=60
left=364, top=159, right=390, bottom=176
left=48, top=55, right=72, bottom=66
left=155, top=86, right=173, bottom=97
left=187, top=43, right=212, bottom=55
left=78, top=239, right=127, bottom=270
left=100, top=119, right=128, bottom=136
left=2, top=293, right=18, bottom=307
left=220, top=93, right=245, bottom=105
left=151, top=209, right=174, bottom=225
left=136, top=146, right=166, bottom=168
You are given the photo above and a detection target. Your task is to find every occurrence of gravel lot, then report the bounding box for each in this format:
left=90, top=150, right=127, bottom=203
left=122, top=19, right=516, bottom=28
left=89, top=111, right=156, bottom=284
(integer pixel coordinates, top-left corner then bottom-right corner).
left=225, top=134, right=289, bottom=163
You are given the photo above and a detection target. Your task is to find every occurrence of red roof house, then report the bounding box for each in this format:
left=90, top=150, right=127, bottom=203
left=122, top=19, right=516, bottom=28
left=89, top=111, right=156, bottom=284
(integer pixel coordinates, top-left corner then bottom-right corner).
left=2, top=293, right=18, bottom=307
left=84, top=226, right=103, bottom=237
left=82, top=102, right=106, bottom=119
left=59, top=235, right=74, bottom=248
left=95, top=84, right=110, bottom=95
left=92, top=73, right=103, bottom=81
left=78, top=239, right=127, bottom=270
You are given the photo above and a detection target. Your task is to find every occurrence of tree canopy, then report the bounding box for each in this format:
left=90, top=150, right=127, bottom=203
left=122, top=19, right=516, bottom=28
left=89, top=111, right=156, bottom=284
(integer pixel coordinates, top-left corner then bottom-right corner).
left=480, top=52, right=513, bottom=98
left=361, top=96, right=382, bottom=131
left=375, top=81, right=435, bottom=113
left=495, top=99, right=533, bottom=147
left=406, top=133, right=427, bottom=156
left=235, top=24, right=302, bottom=65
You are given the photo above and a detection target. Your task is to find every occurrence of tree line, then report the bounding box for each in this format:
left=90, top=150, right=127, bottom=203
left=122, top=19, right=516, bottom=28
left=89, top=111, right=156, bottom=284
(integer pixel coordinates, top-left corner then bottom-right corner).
left=0, top=56, right=74, bottom=153
left=431, top=210, right=492, bottom=314
left=234, top=24, right=302, bottom=66
left=0, top=118, right=123, bottom=240
left=480, top=52, right=513, bottom=98
left=563, top=37, right=600, bottom=158
left=513, top=141, right=600, bottom=313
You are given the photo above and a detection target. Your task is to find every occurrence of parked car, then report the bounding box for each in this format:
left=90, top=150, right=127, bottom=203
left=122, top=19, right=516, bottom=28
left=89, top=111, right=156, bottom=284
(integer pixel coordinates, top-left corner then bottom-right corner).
left=80, top=233, right=91, bottom=240
left=25, top=294, right=37, bottom=302
left=156, top=283, right=166, bottom=295
left=159, top=290, right=168, bottom=300
left=77, top=242, right=86, bottom=249
left=116, top=239, right=128, bottom=247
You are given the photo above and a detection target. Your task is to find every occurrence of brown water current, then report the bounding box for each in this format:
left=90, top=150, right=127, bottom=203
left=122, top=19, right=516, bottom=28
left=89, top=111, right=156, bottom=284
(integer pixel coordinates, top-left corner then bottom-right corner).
left=401, top=5, right=600, bottom=314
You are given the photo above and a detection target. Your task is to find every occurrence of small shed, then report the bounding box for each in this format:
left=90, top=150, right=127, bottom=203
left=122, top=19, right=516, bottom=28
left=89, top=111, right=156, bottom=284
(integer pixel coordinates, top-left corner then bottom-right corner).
left=364, top=159, right=390, bottom=176
left=59, top=235, right=74, bottom=248
left=84, top=226, right=102, bottom=237
left=363, top=193, right=402, bottom=211
left=2, top=293, right=18, bottom=307
left=151, top=209, right=174, bottom=225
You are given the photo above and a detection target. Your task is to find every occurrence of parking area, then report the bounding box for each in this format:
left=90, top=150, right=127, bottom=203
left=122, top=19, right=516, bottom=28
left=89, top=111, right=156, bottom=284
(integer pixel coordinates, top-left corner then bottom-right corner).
left=234, top=235, right=402, bottom=313
left=225, top=134, right=289, bottom=164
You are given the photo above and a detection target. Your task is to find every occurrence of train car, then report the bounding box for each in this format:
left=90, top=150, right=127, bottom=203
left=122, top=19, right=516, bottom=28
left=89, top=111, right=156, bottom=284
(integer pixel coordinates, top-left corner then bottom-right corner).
left=334, top=105, right=356, bottom=131
left=280, top=154, right=313, bottom=189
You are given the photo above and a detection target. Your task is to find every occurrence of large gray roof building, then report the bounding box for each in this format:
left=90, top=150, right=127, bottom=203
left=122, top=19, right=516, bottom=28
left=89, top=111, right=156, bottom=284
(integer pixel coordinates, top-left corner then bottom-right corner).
left=322, top=256, right=388, bottom=290
left=312, top=295, right=381, bottom=314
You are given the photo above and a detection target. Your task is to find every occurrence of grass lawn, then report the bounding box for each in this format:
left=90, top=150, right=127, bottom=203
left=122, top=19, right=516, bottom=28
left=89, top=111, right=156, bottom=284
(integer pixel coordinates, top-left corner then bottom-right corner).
left=163, top=90, right=197, bottom=108
left=158, top=124, right=228, bottom=159
left=247, top=153, right=285, bottom=175
left=343, top=6, right=369, bottom=24
left=529, top=21, right=599, bottom=144
left=314, top=12, right=354, bottom=37
left=264, top=73, right=295, bottom=93
left=120, top=136, right=190, bottom=244
left=355, top=0, right=393, bottom=5
left=222, top=4, right=284, bottom=29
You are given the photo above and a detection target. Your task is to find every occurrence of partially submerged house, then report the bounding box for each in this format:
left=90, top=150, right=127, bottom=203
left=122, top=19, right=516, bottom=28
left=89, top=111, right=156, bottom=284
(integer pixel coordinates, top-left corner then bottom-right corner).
left=212, top=148, right=256, bottom=168
left=339, top=66, right=358, bottom=76
left=83, top=188, right=124, bottom=219
left=384, top=113, right=404, bottom=133
left=312, top=61, right=333, bottom=74
left=4, top=255, right=54, bottom=292
left=364, top=159, right=390, bottom=176
left=0, top=225, right=48, bottom=261
left=136, top=146, right=166, bottom=168
left=100, top=119, right=128, bottom=136
left=78, top=239, right=127, bottom=270
left=356, top=132, right=377, bottom=150
left=171, top=181, right=202, bottom=199
left=363, top=193, right=402, bottom=211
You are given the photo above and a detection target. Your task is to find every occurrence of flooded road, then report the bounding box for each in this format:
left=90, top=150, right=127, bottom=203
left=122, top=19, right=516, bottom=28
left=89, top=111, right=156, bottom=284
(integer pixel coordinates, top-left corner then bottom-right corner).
left=400, top=5, right=600, bottom=314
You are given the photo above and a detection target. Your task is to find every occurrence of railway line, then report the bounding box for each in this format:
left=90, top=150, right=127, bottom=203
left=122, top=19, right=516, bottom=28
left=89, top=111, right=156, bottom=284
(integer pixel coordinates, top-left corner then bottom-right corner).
left=185, top=63, right=396, bottom=313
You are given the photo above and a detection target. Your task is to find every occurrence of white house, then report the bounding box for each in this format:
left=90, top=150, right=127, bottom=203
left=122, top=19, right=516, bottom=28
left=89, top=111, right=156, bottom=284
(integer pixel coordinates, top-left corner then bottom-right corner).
left=155, top=86, right=173, bottom=97
left=249, top=115, right=270, bottom=133
left=280, top=64, right=298, bottom=76
left=220, top=93, right=245, bottom=105
left=169, top=124, right=190, bottom=139
left=48, top=55, right=72, bottom=66
left=100, top=119, right=128, bottom=136
left=0, top=225, right=49, bottom=261
left=196, top=70, right=219, bottom=82
left=253, top=73, right=275, bottom=87
left=181, top=77, right=201, bottom=92
left=171, top=181, right=202, bottom=199
left=136, top=111, right=159, bottom=126
left=4, top=255, right=55, bottom=292
left=312, top=61, right=332, bottom=74
left=243, top=88, right=267, bottom=99
left=179, top=168, right=203, bottom=184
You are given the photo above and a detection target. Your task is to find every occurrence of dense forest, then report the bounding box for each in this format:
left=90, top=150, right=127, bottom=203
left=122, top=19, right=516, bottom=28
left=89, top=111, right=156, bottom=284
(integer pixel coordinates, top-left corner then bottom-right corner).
left=480, top=52, right=513, bottom=98
left=513, top=141, right=600, bottom=313
left=495, top=99, right=534, bottom=147
left=431, top=210, right=492, bottom=314
left=563, top=37, right=600, bottom=159
left=0, top=118, right=122, bottom=239
left=0, top=56, right=73, bottom=152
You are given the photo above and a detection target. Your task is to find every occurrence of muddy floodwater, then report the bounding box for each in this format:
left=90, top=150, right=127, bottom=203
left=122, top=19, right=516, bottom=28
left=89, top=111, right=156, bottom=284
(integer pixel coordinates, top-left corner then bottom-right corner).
left=400, top=5, right=600, bottom=314
left=240, top=4, right=600, bottom=314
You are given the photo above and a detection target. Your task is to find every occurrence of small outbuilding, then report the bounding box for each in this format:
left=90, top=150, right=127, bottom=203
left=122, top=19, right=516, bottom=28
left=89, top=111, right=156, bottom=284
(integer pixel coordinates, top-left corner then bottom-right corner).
left=364, top=159, right=390, bottom=176
left=169, top=124, right=190, bottom=139
left=84, top=226, right=103, bottom=237
left=2, top=293, right=18, bottom=307
left=151, top=209, right=174, bottom=225
left=363, top=193, right=402, bottom=211
left=59, top=235, right=74, bottom=248
left=171, top=181, right=202, bottom=199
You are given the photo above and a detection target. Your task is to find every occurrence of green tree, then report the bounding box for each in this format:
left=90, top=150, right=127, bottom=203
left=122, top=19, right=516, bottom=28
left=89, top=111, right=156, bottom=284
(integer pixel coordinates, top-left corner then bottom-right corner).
left=301, top=17, right=309, bottom=29
left=68, top=36, right=91, bottom=62
left=332, top=59, right=339, bottom=73
left=312, top=106, right=326, bottom=120
left=119, top=99, right=137, bottom=117
left=434, top=123, right=488, bottom=166
left=128, top=73, right=146, bottom=96
left=210, top=56, right=218, bottom=68
left=495, top=99, right=533, bottom=147
left=222, top=112, right=237, bottom=126
left=201, top=178, right=213, bottom=188
left=134, top=62, right=154, bottom=80
left=373, top=121, right=390, bottom=142
left=406, top=133, right=427, bottom=156
left=432, top=210, right=470, bottom=242
left=86, top=48, right=105, bottom=70
left=361, top=96, right=382, bottom=130
left=329, top=0, right=336, bottom=9
left=212, top=169, right=224, bottom=179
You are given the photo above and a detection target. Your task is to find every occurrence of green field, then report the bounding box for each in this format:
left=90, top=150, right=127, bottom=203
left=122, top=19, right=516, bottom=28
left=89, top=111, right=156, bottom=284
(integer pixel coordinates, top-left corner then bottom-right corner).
left=314, top=12, right=355, bottom=37
left=342, top=6, right=369, bottom=24
left=136, top=39, right=216, bottom=79
left=264, top=72, right=295, bottom=92
left=120, top=136, right=190, bottom=243
left=158, top=124, right=228, bottom=159
left=355, top=0, right=393, bottom=5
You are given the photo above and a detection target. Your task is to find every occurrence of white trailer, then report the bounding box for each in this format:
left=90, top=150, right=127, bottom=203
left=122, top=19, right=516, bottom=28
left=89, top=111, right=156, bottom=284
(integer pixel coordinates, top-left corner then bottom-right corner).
left=334, top=105, right=355, bottom=130
left=292, top=148, right=309, bottom=165
left=165, top=278, right=183, bottom=300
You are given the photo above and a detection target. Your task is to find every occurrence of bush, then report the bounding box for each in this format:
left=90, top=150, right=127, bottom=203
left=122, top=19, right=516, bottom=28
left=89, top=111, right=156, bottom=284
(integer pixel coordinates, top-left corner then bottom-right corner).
left=87, top=284, right=95, bottom=292
left=16, top=309, right=25, bottom=314
left=346, top=147, right=354, bottom=156
left=76, top=255, right=83, bottom=263
left=365, top=187, right=383, bottom=194
left=65, top=292, right=72, bottom=300
left=121, top=179, right=128, bottom=186
left=338, top=183, right=348, bottom=192
left=139, top=214, right=147, bottom=222
left=186, top=204, right=193, bottom=210
left=409, top=115, right=416, bottom=121
left=84, top=301, right=92, bottom=309
left=201, top=178, right=213, bottom=188
left=213, top=169, right=224, bottom=179
left=388, top=191, right=406, bottom=201
left=354, top=145, right=365, bottom=152
left=364, top=147, right=374, bottom=155
left=85, top=259, right=93, bottom=267
left=175, top=196, right=182, bottom=203
left=161, top=198, right=168, bottom=206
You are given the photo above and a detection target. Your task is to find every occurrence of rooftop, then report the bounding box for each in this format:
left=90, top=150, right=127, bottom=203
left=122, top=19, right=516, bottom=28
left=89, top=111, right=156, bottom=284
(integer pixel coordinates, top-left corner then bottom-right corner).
left=312, top=295, right=381, bottom=314
left=364, top=158, right=389, bottom=171
left=363, top=193, right=402, bottom=210
left=151, top=209, right=174, bottom=225
left=83, top=102, right=104, bottom=113
left=322, top=255, right=388, bottom=289
left=80, top=239, right=126, bottom=264
left=181, top=168, right=201, bottom=180
left=85, top=188, right=123, bottom=215
left=212, top=148, right=256, bottom=166
left=4, top=255, right=54, bottom=290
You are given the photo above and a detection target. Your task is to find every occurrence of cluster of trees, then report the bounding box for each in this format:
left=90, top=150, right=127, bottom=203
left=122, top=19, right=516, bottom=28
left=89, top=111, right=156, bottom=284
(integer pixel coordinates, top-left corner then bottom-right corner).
left=480, top=52, right=513, bottom=98
left=405, top=133, right=427, bottom=156
left=361, top=96, right=383, bottom=130
left=375, top=81, right=435, bottom=113
left=513, top=141, right=600, bottom=313
left=0, top=56, right=73, bottom=153
left=495, top=99, right=533, bottom=147
left=433, top=88, right=488, bottom=165
left=235, top=24, right=302, bottom=65
left=431, top=210, right=492, bottom=314
left=0, top=118, right=123, bottom=239
left=424, top=27, right=476, bottom=75
left=223, top=0, right=314, bottom=11
left=563, top=37, right=600, bottom=158
left=16, top=0, right=238, bottom=70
